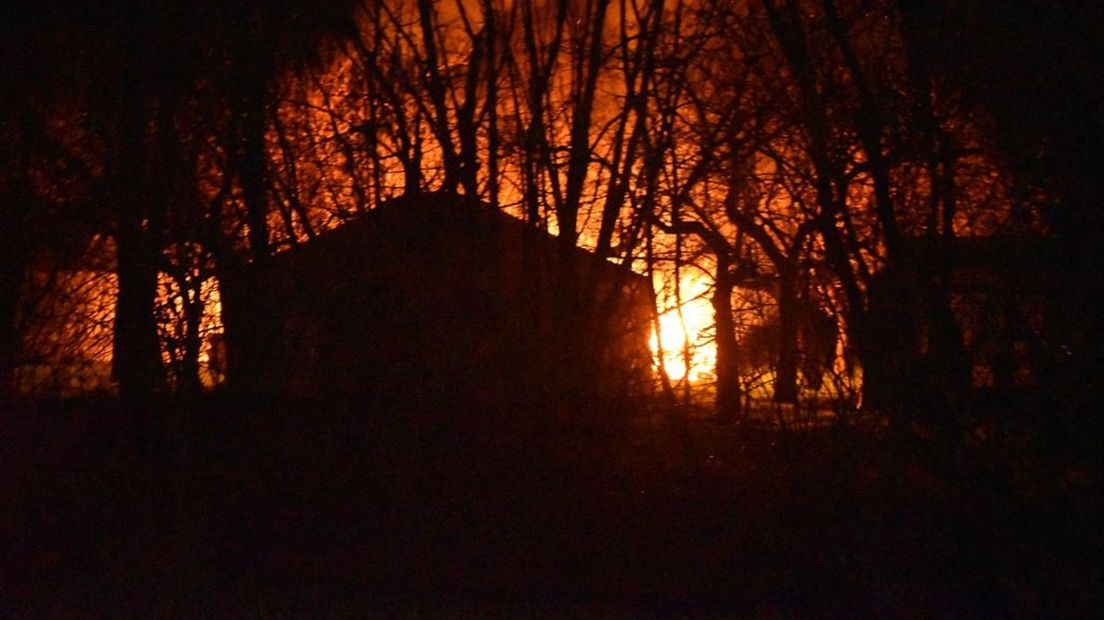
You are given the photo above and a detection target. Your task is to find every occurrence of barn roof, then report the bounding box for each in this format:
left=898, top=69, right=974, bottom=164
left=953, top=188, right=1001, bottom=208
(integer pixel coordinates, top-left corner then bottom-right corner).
left=256, top=192, right=648, bottom=288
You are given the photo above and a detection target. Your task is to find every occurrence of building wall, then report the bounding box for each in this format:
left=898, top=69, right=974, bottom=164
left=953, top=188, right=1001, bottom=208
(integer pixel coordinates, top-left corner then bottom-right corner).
left=222, top=195, right=655, bottom=412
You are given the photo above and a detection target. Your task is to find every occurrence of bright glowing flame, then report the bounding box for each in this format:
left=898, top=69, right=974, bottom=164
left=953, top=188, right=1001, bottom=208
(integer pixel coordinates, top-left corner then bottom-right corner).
left=650, top=276, right=717, bottom=383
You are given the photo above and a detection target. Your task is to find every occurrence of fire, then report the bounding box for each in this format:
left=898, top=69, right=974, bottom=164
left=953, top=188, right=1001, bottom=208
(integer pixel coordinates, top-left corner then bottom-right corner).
left=650, top=276, right=717, bottom=383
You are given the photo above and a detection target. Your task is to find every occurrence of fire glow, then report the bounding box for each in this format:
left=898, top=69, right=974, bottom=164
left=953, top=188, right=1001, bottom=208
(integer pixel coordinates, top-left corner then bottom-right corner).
left=650, top=275, right=716, bottom=383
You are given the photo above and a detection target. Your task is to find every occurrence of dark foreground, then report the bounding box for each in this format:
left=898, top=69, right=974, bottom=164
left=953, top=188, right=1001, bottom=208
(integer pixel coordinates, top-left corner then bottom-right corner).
left=2, top=395, right=1101, bottom=617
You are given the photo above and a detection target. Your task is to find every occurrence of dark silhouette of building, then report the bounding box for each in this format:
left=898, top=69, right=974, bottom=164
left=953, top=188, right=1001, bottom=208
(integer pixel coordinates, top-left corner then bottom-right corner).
left=220, top=193, right=655, bottom=414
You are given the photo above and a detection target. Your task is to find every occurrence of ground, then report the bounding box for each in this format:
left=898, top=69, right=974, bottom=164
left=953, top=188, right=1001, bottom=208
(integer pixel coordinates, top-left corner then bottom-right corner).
left=2, top=396, right=1101, bottom=617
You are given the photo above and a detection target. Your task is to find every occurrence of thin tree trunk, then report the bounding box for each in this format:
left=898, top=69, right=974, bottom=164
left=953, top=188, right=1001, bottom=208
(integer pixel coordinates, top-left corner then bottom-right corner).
left=774, top=267, right=800, bottom=404
left=239, top=91, right=271, bottom=263
left=113, top=85, right=165, bottom=404
left=0, top=258, right=21, bottom=405
left=560, top=0, right=612, bottom=253
left=483, top=0, right=500, bottom=208
left=713, top=258, right=742, bottom=422
left=520, top=0, right=568, bottom=226
left=178, top=276, right=204, bottom=396
left=415, top=0, right=464, bottom=193
left=0, top=136, right=32, bottom=405
left=113, top=227, right=165, bottom=403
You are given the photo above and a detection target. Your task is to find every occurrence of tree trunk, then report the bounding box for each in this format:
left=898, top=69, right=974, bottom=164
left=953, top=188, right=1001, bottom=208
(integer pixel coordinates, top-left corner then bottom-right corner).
left=0, top=188, right=29, bottom=404
left=112, top=86, right=165, bottom=405
left=774, top=267, right=800, bottom=403
left=0, top=261, right=20, bottom=405
left=560, top=0, right=611, bottom=255
left=1, top=120, right=36, bottom=404
left=178, top=278, right=204, bottom=396
left=239, top=92, right=271, bottom=262
left=113, top=226, right=165, bottom=404
left=713, top=260, right=742, bottom=423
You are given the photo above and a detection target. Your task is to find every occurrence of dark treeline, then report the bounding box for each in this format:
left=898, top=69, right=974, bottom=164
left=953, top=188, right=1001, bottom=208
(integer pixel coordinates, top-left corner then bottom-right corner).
left=2, top=0, right=1103, bottom=614
left=2, top=0, right=1101, bottom=417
